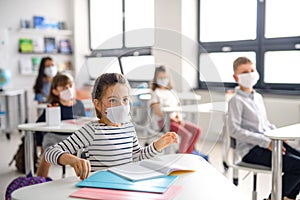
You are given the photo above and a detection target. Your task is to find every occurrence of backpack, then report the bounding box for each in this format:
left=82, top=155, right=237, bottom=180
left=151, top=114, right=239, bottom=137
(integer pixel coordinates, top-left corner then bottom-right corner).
left=5, top=172, right=52, bottom=200
left=8, top=136, right=38, bottom=173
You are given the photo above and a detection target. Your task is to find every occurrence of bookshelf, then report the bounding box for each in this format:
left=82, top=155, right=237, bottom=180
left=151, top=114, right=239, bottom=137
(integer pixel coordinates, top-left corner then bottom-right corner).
left=19, top=28, right=73, bottom=36
left=18, top=28, right=74, bottom=75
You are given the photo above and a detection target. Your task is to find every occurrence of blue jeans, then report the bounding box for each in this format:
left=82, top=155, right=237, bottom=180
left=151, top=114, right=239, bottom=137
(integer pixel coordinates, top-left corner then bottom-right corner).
left=242, top=143, right=300, bottom=199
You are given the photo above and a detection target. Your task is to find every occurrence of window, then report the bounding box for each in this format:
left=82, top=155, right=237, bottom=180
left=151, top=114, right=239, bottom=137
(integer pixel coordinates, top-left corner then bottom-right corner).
left=89, top=0, right=123, bottom=50
left=199, top=52, right=256, bottom=83
left=121, top=55, right=155, bottom=81
left=88, top=0, right=154, bottom=81
left=264, top=51, right=300, bottom=84
left=86, top=57, right=122, bottom=80
left=199, top=0, right=257, bottom=42
left=265, top=0, right=300, bottom=38
left=89, top=0, right=154, bottom=50
left=198, top=0, right=300, bottom=93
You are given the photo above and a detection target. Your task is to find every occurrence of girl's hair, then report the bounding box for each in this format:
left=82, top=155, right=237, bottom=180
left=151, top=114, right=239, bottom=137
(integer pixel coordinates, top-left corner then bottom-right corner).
left=150, top=65, right=173, bottom=91
left=92, top=73, right=129, bottom=118
left=33, top=57, right=53, bottom=94
left=47, top=73, right=73, bottom=103
left=233, top=57, right=252, bottom=72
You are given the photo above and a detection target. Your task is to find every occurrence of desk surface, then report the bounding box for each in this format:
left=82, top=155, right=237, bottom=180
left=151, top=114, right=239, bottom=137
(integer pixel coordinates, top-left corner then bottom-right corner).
left=0, top=89, right=25, bottom=96
left=17, top=118, right=97, bottom=133
left=264, top=123, right=300, bottom=140
left=12, top=154, right=246, bottom=200
left=162, top=102, right=227, bottom=113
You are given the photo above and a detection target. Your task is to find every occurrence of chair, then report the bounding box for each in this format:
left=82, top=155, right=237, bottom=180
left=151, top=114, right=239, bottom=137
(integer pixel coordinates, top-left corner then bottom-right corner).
left=222, top=114, right=271, bottom=200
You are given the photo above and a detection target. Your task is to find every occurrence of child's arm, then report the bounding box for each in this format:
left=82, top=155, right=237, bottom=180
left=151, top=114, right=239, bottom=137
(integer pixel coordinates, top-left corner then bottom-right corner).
left=45, top=123, right=94, bottom=176
left=58, top=153, right=91, bottom=180
left=151, top=103, right=164, bottom=118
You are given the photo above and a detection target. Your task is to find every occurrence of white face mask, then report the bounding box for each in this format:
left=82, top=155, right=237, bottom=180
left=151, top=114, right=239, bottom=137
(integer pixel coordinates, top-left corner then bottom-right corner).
left=156, top=78, right=169, bottom=87
left=44, top=66, right=58, bottom=77
left=60, top=88, right=74, bottom=101
left=106, top=104, right=131, bottom=124
left=237, top=71, right=260, bottom=88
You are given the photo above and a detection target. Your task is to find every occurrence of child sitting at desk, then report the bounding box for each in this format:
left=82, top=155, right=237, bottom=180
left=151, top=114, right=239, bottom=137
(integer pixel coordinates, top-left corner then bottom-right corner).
left=45, top=73, right=178, bottom=180
left=150, top=65, right=201, bottom=154
left=228, top=56, right=300, bottom=200
left=36, top=73, right=85, bottom=177
left=33, top=57, right=57, bottom=104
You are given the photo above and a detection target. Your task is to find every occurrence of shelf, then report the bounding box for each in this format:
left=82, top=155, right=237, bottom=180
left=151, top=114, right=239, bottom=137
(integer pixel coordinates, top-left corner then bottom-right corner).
left=19, top=28, right=73, bottom=36
left=19, top=52, right=73, bottom=55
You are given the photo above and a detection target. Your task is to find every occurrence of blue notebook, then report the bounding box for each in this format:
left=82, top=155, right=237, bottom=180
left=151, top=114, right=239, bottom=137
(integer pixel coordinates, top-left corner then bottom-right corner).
left=76, top=171, right=178, bottom=193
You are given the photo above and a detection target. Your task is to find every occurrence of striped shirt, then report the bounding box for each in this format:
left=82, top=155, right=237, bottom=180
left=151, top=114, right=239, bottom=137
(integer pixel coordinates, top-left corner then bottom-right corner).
left=45, top=121, right=160, bottom=171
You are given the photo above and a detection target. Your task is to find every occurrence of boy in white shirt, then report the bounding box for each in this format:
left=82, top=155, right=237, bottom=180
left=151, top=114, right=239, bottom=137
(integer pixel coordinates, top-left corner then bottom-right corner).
left=228, top=57, right=300, bottom=200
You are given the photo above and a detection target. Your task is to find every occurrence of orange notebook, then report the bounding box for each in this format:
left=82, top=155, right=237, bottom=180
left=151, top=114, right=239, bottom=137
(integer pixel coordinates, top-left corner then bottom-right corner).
left=70, top=185, right=182, bottom=200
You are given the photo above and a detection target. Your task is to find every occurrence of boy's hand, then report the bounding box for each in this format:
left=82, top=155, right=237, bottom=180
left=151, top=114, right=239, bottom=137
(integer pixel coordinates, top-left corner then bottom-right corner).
left=154, top=132, right=178, bottom=152
left=268, top=142, right=286, bottom=155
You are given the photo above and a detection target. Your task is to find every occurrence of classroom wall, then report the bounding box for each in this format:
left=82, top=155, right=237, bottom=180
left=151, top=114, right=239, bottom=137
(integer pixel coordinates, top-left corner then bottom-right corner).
left=0, top=0, right=74, bottom=123
left=1, top=0, right=299, bottom=142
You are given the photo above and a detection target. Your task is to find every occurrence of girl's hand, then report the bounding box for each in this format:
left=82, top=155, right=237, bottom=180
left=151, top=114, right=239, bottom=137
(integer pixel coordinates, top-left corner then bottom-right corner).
left=154, top=132, right=178, bottom=152
left=69, top=157, right=91, bottom=180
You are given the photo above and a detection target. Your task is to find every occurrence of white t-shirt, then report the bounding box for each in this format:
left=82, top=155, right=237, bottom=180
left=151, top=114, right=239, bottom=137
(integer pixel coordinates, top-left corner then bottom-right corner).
left=150, top=88, right=180, bottom=130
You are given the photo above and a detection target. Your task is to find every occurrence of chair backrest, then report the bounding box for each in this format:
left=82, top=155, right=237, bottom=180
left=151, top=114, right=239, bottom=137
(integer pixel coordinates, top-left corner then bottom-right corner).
left=222, top=114, right=238, bottom=167
left=222, top=114, right=271, bottom=173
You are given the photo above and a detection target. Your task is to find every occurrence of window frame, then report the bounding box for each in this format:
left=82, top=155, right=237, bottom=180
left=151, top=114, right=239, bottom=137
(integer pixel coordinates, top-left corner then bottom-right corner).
left=88, top=0, right=154, bottom=79
left=197, top=0, right=300, bottom=94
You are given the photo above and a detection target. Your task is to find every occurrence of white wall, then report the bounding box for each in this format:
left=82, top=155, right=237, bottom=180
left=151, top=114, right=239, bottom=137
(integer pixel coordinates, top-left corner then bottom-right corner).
left=0, top=0, right=89, bottom=123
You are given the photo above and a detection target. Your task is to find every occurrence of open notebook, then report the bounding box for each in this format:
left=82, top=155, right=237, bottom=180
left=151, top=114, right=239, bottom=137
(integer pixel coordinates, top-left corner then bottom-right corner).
left=108, top=159, right=195, bottom=181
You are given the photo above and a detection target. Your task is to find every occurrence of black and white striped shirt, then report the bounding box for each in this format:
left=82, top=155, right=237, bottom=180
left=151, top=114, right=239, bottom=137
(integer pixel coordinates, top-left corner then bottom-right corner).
left=45, top=121, right=160, bottom=171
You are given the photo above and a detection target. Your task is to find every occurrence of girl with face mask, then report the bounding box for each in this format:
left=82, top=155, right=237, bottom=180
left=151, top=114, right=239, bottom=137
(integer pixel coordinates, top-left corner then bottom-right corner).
left=44, top=73, right=178, bottom=180
left=35, top=73, right=86, bottom=178
left=150, top=66, right=201, bottom=154
left=33, top=57, right=58, bottom=104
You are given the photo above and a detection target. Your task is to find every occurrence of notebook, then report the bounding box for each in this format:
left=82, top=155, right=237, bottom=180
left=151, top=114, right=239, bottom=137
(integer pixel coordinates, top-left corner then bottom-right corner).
left=76, top=171, right=178, bottom=194
left=108, top=159, right=195, bottom=181
left=70, top=185, right=183, bottom=200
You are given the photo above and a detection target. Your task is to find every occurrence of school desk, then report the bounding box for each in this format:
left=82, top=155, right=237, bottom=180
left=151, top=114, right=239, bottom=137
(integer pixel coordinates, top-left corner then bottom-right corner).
left=12, top=153, right=247, bottom=200
left=264, top=123, right=300, bottom=200
left=17, top=117, right=96, bottom=174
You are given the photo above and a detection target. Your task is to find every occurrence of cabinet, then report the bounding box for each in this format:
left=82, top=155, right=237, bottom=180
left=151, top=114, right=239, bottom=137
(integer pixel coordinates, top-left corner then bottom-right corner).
left=0, top=89, right=28, bottom=139
left=18, top=28, right=74, bottom=75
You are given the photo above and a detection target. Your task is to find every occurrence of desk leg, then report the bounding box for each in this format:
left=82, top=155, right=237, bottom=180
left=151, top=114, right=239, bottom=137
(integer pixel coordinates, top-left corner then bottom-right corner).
left=271, top=139, right=282, bottom=200
left=24, top=131, right=34, bottom=174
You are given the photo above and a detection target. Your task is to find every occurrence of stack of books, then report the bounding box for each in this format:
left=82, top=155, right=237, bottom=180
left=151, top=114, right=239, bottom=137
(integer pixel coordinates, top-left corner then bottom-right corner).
left=70, top=159, right=195, bottom=199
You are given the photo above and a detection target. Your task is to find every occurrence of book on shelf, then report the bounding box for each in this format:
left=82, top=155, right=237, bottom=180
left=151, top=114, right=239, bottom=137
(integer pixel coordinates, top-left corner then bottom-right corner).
left=58, top=39, right=72, bottom=54
left=108, top=159, right=195, bottom=181
left=32, top=37, right=44, bottom=53
left=19, top=38, right=33, bottom=53
left=19, top=57, right=33, bottom=75
left=44, top=37, right=56, bottom=53
left=33, top=16, right=45, bottom=29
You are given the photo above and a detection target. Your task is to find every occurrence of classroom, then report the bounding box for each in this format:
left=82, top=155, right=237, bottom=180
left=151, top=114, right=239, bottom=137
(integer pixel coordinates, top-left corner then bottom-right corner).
left=0, top=0, right=299, bottom=200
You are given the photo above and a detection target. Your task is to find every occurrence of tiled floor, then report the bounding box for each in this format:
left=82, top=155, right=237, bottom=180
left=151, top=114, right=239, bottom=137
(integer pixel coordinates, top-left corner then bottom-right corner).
left=1, top=130, right=297, bottom=200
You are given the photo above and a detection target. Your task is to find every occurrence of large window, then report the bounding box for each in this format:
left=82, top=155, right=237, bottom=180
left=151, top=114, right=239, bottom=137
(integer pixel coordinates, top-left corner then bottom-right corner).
left=89, top=0, right=154, bottom=50
left=198, top=0, right=300, bottom=93
left=88, top=0, right=154, bottom=81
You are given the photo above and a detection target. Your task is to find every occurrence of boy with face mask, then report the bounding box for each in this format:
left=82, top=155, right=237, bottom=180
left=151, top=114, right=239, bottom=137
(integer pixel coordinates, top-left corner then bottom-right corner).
left=228, top=57, right=300, bottom=200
